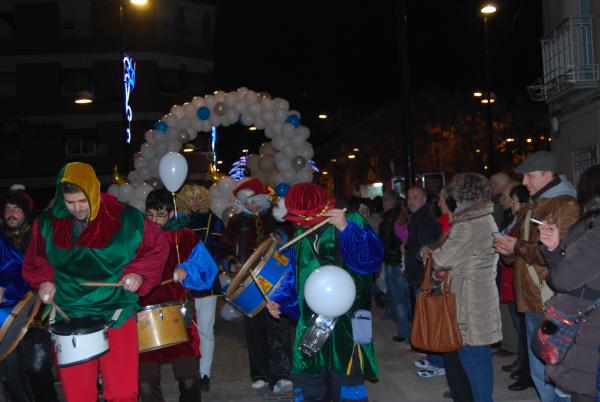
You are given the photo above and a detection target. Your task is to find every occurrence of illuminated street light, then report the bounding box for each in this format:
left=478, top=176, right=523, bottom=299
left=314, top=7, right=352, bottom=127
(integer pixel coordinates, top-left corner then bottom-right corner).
left=473, top=91, right=483, bottom=97
left=74, top=90, right=94, bottom=104
left=318, top=114, right=328, bottom=119
left=130, top=0, right=148, bottom=5
left=242, top=148, right=249, bottom=153
left=217, top=160, right=223, bottom=165
left=353, top=148, right=359, bottom=152
left=249, top=126, right=257, bottom=131
left=330, top=158, right=337, bottom=163
left=322, top=171, right=329, bottom=175
left=475, top=148, right=481, bottom=153
left=182, top=143, right=195, bottom=153
left=348, top=154, right=356, bottom=159
left=506, top=138, right=515, bottom=142
left=481, top=3, right=497, bottom=14
left=526, top=138, right=533, bottom=143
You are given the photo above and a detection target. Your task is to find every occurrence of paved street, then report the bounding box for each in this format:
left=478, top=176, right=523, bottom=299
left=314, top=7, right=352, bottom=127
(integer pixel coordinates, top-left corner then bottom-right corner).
left=53, top=299, right=539, bottom=401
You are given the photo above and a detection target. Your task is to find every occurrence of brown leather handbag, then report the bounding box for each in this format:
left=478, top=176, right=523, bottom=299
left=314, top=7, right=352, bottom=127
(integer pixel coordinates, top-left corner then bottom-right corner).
left=410, top=259, right=463, bottom=352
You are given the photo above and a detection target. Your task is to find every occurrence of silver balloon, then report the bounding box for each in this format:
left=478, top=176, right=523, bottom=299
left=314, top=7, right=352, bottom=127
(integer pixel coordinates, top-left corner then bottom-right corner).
left=292, top=156, right=307, bottom=171
left=214, top=102, right=228, bottom=116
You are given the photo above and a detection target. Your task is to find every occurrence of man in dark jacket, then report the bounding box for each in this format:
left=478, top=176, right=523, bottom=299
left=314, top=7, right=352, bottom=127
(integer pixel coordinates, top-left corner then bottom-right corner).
left=405, top=186, right=441, bottom=290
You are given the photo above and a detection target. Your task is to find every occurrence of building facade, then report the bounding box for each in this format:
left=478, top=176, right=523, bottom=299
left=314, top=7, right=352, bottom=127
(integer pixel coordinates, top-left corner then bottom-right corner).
left=528, top=0, right=600, bottom=184
left=0, top=0, right=215, bottom=201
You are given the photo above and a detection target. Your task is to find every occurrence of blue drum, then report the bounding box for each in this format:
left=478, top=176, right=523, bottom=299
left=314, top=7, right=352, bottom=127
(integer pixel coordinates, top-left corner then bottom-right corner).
left=225, top=234, right=291, bottom=317
left=0, top=292, right=41, bottom=361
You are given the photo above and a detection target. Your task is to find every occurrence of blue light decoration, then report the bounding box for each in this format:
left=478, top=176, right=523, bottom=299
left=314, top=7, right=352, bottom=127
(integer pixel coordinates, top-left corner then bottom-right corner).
left=211, top=125, right=217, bottom=167
left=229, top=156, right=247, bottom=180
left=309, top=159, right=319, bottom=172
left=123, top=55, right=136, bottom=144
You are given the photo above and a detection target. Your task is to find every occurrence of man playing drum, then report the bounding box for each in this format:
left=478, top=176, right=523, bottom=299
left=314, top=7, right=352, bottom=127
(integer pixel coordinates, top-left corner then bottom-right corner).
left=267, top=183, right=383, bottom=402
left=220, top=178, right=294, bottom=393
left=140, top=189, right=217, bottom=402
left=22, top=162, right=169, bottom=402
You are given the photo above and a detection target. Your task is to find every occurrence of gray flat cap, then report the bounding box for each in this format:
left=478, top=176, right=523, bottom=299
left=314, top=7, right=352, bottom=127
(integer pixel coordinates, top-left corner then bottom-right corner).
left=514, top=151, right=558, bottom=174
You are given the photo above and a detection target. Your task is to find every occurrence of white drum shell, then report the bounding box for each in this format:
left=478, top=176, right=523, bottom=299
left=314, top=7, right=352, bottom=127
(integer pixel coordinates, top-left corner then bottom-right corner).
left=52, top=327, right=109, bottom=367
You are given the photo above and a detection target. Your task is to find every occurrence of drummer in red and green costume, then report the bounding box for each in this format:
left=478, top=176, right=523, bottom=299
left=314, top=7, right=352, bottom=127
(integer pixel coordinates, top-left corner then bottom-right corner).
left=267, top=183, right=383, bottom=402
left=22, top=162, right=169, bottom=402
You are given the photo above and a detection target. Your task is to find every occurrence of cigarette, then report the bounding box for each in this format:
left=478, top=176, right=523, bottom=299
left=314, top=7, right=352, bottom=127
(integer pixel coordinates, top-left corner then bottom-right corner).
left=530, top=218, right=545, bottom=225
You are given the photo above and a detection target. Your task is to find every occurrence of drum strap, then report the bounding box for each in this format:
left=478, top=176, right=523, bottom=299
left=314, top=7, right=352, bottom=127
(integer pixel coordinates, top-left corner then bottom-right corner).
left=346, top=343, right=364, bottom=375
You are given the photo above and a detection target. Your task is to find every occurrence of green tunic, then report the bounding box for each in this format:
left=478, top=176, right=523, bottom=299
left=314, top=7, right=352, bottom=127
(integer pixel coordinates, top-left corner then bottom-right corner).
left=38, top=205, right=144, bottom=328
left=292, top=212, right=379, bottom=380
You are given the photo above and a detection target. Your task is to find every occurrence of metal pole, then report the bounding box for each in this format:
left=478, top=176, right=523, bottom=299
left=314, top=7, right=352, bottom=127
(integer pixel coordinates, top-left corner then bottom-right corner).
left=484, top=16, right=494, bottom=174
left=398, top=0, right=415, bottom=189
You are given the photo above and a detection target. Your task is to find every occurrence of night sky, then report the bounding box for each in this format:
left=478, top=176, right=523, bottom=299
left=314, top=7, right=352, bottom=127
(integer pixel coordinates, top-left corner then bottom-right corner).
left=211, top=0, right=543, bottom=165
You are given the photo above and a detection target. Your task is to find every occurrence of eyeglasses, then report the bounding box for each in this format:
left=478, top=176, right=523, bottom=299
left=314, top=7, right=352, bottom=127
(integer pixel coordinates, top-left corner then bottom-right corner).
left=146, top=211, right=169, bottom=219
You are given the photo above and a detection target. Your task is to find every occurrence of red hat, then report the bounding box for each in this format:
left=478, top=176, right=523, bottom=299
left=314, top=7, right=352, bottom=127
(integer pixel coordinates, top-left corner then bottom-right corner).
left=233, top=178, right=269, bottom=201
left=284, top=183, right=335, bottom=226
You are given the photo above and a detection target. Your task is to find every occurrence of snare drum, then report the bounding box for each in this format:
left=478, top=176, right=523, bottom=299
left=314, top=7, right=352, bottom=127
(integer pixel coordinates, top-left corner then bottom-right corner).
left=50, top=315, right=110, bottom=367
left=225, top=234, right=290, bottom=317
left=137, top=302, right=188, bottom=353
left=0, top=291, right=41, bottom=362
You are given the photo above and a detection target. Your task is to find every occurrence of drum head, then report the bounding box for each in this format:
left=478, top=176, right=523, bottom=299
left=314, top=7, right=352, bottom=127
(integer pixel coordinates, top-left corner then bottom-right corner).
left=0, top=292, right=41, bottom=362
left=225, top=236, right=278, bottom=299
left=51, top=315, right=108, bottom=336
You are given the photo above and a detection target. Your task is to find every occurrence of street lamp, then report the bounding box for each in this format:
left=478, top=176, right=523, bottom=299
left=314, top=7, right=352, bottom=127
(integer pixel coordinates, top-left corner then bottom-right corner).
left=480, top=3, right=496, bottom=173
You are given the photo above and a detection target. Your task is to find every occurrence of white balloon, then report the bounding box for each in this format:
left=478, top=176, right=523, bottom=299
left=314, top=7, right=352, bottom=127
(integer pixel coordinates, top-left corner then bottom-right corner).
left=297, top=169, right=313, bottom=183
left=135, top=182, right=153, bottom=201
left=272, top=98, right=289, bottom=111
left=139, top=166, right=152, bottom=180
left=283, top=123, right=295, bottom=138
left=170, top=105, right=185, bottom=118
left=129, top=199, right=146, bottom=212
left=144, top=130, right=156, bottom=144
left=304, top=265, right=356, bottom=318
left=107, top=184, right=120, bottom=197
left=191, top=96, right=205, bottom=108
left=167, top=141, right=182, bottom=153
left=246, top=154, right=260, bottom=171
left=271, top=122, right=284, bottom=137
left=220, top=303, right=242, bottom=321
left=282, top=145, right=295, bottom=158
left=119, top=183, right=134, bottom=202
left=154, top=140, right=168, bottom=155
left=204, top=95, right=217, bottom=108
left=282, top=169, right=296, bottom=182
left=210, top=197, right=227, bottom=217
left=258, top=154, right=275, bottom=172
left=240, top=113, right=254, bottom=126
left=259, top=142, right=275, bottom=156
left=217, top=177, right=236, bottom=196
left=159, top=152, right=188, bottom=193
left=275, top=157, right=292, bottom=171
left=271, top=136, right=286, bottom=151
left=182, top=102, right=196, bottom=117
left=275, top=109, right=288, bottom=123
left=300, top=144, right=314, bottom=160
left=209, top=183, right=221, bottom=198
left=134, top=157, right=146, bottom=170
left=127, top=170, right=144, bottom=186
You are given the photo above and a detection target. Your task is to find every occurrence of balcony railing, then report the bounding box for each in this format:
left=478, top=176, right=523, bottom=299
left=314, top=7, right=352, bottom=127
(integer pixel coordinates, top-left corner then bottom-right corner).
left=528, top=16, right=599, bottom=102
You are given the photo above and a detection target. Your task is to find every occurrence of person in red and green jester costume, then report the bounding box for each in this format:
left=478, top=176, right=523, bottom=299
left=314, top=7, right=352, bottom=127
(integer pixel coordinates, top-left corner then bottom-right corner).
left=267, top=183, right=383, bottom=402
left=140, top=189, right=217, bottom=402
left=22, top=162, right=169, bottom=402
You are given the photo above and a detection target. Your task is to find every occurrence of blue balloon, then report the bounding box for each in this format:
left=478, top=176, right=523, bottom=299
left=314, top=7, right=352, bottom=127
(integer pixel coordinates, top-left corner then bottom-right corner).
left=197, top=106, right=211, bottom=121
left=154, top=121, right=168, bottom=132
left=275, top=182, right=290, bottom=197
left=285, top=114, right=300, bottom=128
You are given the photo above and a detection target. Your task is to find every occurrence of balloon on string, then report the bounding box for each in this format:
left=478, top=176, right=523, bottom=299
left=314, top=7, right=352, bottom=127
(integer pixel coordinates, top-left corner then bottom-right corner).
left=304, top=265, right=356, bottom=318
left=159, top=152, right=188, bottom=193
left=220, top=303, right=242, bottom=321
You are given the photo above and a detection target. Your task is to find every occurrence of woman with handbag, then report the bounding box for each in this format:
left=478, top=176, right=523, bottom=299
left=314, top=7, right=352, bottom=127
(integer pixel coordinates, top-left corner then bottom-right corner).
left=422, top=173, right=502, bottom=402
left=538, top=164, right=600, bottom=402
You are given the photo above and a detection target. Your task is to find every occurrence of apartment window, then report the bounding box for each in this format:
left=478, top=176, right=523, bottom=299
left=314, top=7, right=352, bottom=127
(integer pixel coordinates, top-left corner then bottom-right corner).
left=158, top=68, right=211, bottom=96
left=0, top=72, right=17, bottom=98
left=60, top=3, right=90, bottom=37
left=156, top=2, right=213, bottom=43
left=62, top=69, right=93, bottom=96
left=65, top=133, right=96, bottom=157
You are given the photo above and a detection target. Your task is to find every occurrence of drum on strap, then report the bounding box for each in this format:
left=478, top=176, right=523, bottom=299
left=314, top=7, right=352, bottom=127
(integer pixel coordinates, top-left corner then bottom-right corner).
left=225, top=234, right=290, bottom=317
left=137, top=302, right=188, bottom=353
left=0, top=291, right=42, bottom=362
left=50, top=315, right=110, bottom=367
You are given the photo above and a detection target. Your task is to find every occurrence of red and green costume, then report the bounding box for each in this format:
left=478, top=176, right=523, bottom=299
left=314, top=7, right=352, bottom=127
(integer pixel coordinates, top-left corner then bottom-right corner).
left=22, top=162, right=169, bottom=402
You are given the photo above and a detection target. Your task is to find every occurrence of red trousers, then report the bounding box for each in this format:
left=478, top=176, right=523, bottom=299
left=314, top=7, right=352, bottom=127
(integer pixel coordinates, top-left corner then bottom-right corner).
left=58, top=317, right=139, bottom=402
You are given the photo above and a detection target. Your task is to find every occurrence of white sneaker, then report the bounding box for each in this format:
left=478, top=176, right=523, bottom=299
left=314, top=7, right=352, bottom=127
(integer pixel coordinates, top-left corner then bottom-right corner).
left=414, top=358, right=430, bottom=369
left=273, top=379, right=293, bottom=394
left=251, top=380, right=268, bottom=389
left=417, top=366, right=446, bottom=378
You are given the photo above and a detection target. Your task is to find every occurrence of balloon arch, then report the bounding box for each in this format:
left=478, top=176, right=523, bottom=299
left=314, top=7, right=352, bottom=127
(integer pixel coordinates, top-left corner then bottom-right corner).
left=107, top=87, right=315, bottom=218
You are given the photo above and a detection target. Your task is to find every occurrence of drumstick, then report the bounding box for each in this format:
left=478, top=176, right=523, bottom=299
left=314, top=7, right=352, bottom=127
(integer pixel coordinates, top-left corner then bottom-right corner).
left=278, top=208, right=347, bottom=251
left=51, top=301, right=70, bottom=322
left=161, top=279, right=174, bottom=286
left=248, top=269, right=271, bottom=304
left=79, top=282, right=124, bottom=287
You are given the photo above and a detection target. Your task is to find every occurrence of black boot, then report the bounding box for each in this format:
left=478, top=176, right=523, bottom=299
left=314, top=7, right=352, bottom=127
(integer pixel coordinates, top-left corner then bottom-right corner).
left=178, top=378, right=202, bottom=402
left=201, top=375, right=210, bottom=392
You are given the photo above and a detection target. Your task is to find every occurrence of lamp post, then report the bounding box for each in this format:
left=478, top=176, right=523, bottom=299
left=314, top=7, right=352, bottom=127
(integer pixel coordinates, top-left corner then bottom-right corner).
left=481, top=3, right=496, bottom=173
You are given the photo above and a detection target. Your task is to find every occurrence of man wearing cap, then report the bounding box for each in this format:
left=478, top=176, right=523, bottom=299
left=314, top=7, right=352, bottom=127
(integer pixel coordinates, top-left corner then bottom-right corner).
left=494, top=151, right=579, bottom=402
left=266, top=183, right=384, bottom=402
left=0, top=187, right=59, bottom=402
left=220, top=178, right=294, bottom=394
left=22, top=162, right=169, bottom=402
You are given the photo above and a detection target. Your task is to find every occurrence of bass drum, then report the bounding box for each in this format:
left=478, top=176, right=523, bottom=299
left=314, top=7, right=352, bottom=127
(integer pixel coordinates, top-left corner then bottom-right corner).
left=0, top=291, right=41, bottom=362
